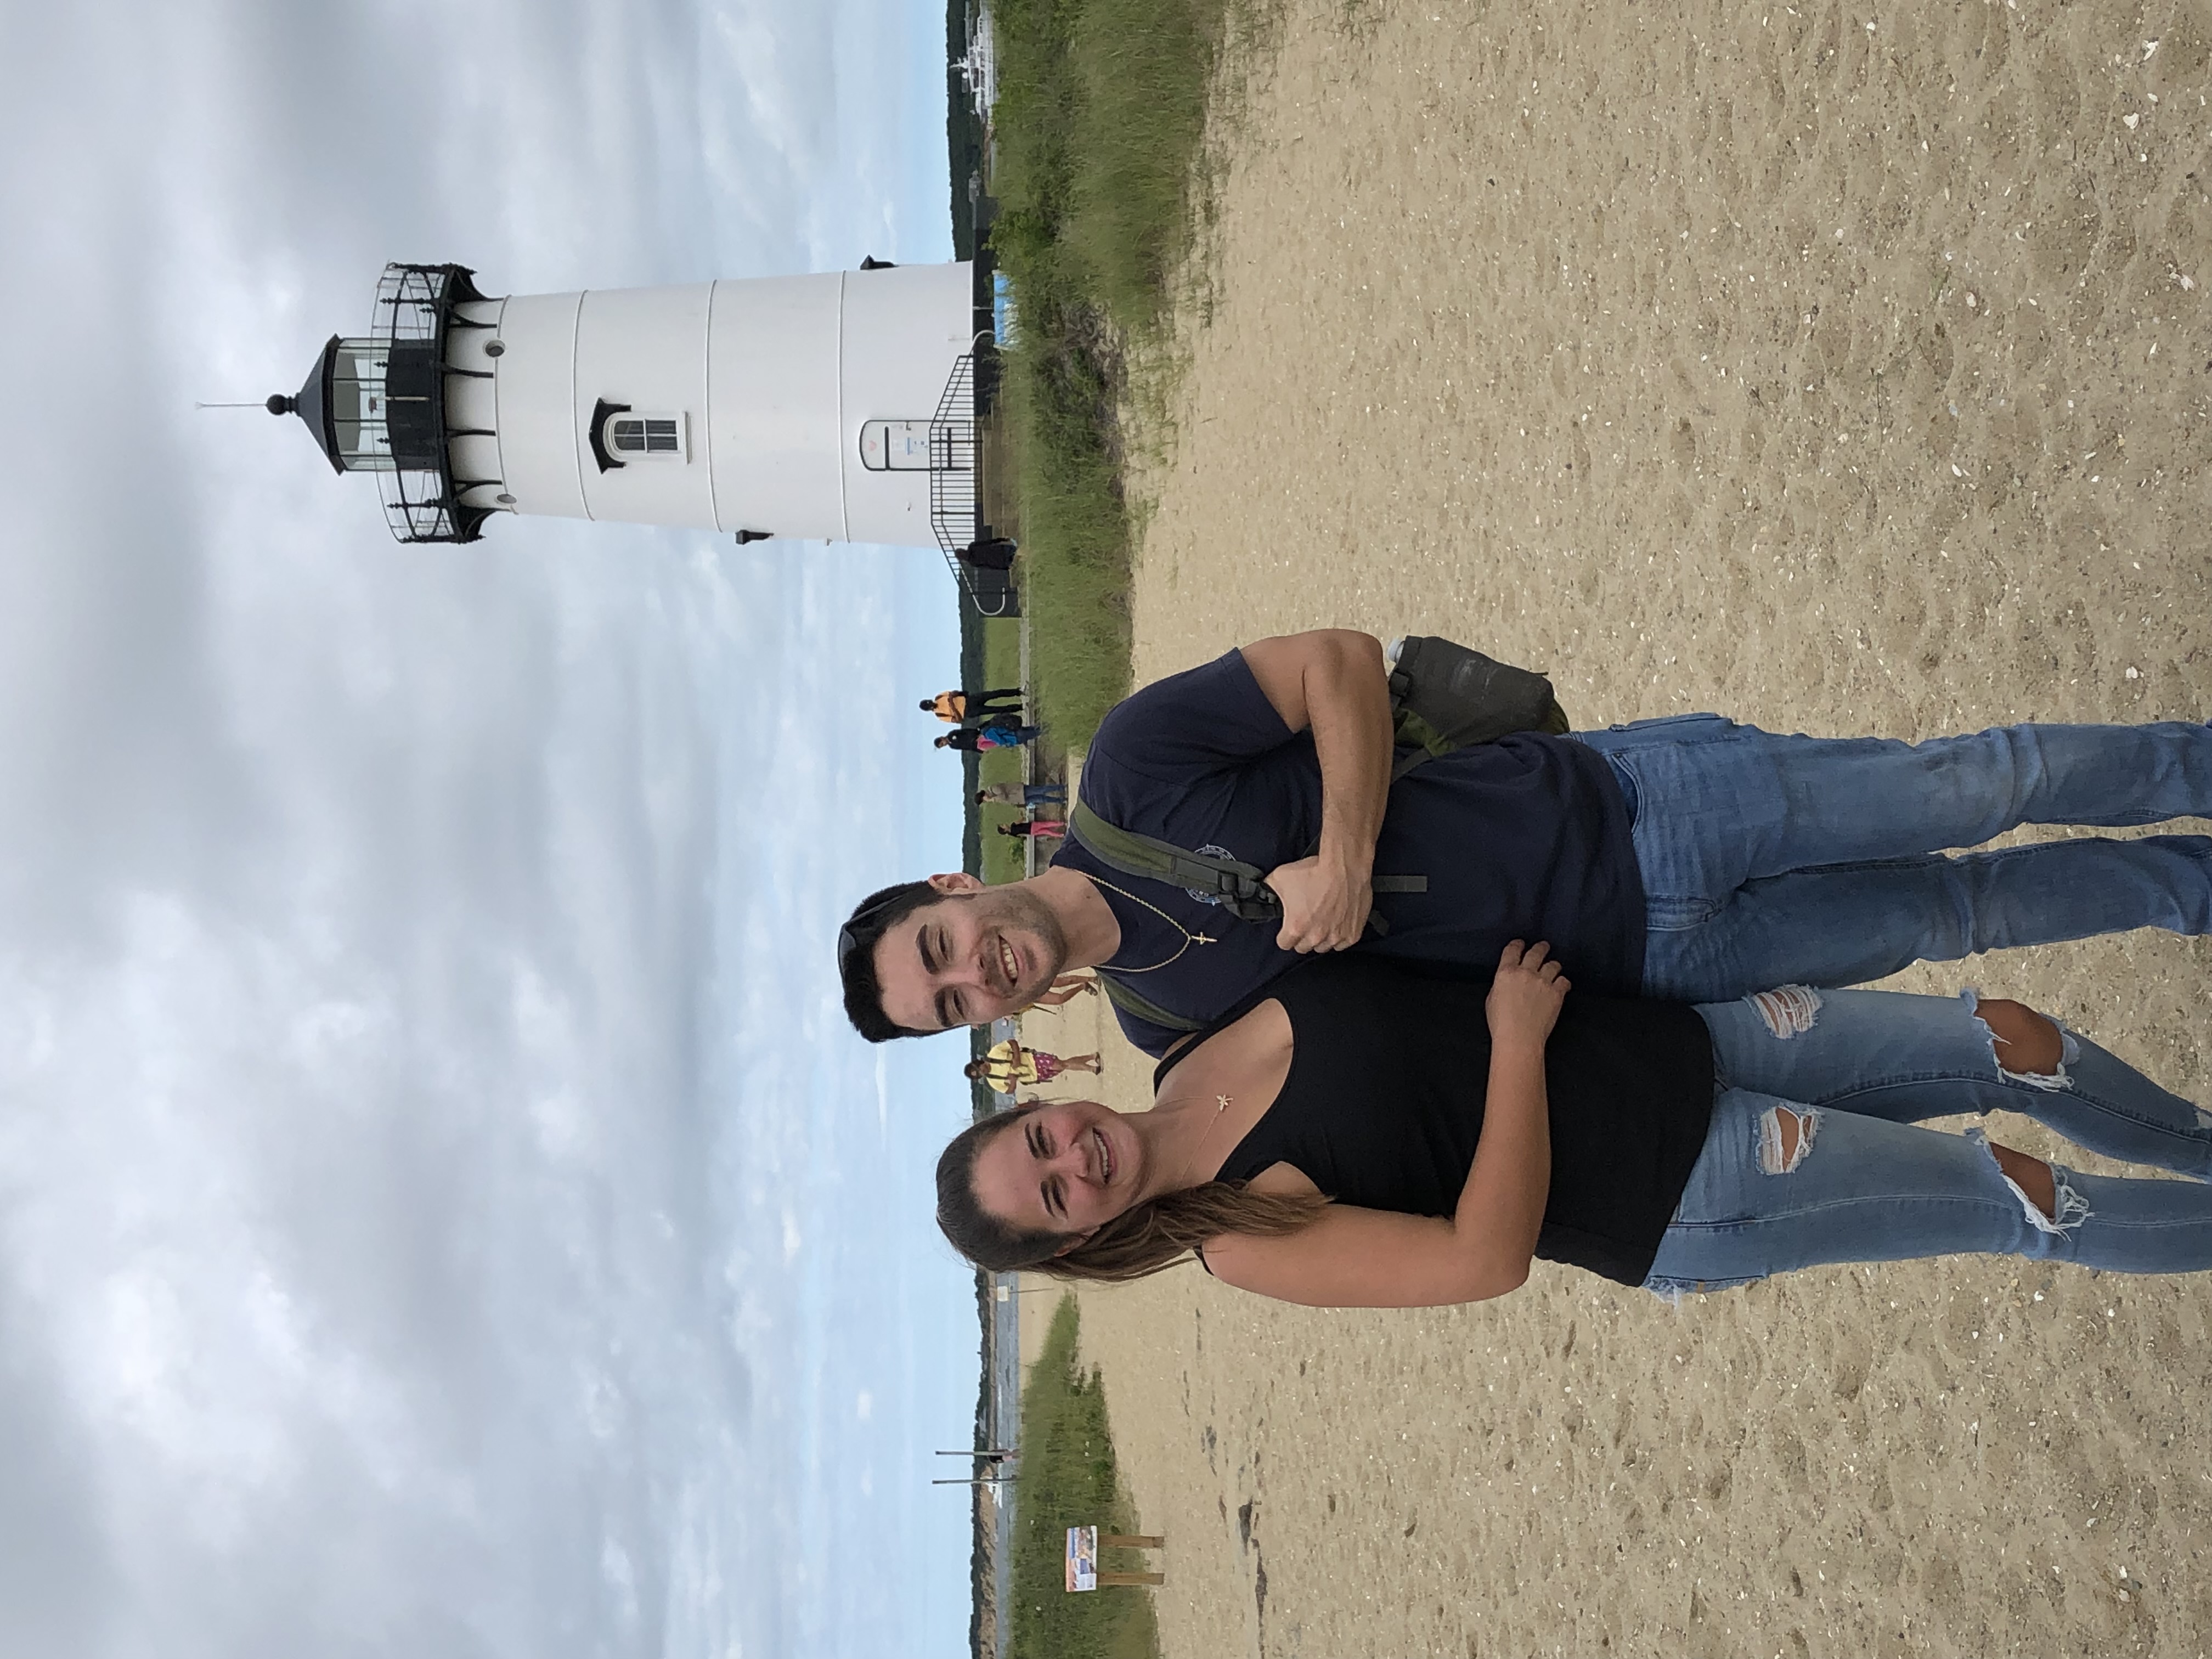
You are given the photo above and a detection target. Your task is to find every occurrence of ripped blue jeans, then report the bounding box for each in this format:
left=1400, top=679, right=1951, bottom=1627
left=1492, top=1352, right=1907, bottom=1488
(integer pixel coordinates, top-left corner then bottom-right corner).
left=1643, top=987, right=2212, bottom=1295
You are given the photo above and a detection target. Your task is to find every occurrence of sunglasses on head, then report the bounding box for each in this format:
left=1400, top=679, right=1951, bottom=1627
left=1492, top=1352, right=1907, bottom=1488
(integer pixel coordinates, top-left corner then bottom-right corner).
left=836, top=888, right=911, bottom=968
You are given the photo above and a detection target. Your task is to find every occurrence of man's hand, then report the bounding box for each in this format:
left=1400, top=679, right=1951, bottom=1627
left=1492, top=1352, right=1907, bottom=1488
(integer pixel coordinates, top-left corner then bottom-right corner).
left=1266, top=850, right=1374, bottom=952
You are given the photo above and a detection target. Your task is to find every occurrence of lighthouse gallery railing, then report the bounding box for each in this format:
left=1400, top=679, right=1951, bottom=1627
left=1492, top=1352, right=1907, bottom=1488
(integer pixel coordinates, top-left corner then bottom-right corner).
left=370, top=263, right=495, bottom=545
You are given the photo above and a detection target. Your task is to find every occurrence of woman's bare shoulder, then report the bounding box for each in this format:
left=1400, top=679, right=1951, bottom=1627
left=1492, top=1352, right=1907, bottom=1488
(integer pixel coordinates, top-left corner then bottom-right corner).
left=1156, top=997, right=1293, bottom=1094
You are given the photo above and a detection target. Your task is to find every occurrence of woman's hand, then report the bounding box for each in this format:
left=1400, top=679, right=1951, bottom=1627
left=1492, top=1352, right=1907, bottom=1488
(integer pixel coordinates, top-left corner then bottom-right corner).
left=1485, top=940, right=1570, bottom=1049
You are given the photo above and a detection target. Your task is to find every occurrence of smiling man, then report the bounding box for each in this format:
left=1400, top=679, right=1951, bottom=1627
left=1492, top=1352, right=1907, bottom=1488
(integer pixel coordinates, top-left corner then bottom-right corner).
left=840, top=628, right=2212, bottom=1058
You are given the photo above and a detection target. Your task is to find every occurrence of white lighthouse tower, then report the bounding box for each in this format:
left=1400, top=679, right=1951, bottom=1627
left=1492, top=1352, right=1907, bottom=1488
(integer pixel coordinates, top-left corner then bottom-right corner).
left=270, top=260, right=983, bottom=550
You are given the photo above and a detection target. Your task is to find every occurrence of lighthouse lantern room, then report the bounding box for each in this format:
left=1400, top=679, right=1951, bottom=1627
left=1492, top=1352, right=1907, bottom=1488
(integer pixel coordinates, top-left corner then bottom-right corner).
left=273, top=259, right=981, bottom=552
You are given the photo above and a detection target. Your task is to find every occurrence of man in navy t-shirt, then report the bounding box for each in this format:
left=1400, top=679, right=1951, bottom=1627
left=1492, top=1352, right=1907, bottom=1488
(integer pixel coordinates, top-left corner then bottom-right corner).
left=1053, top=646, right=1643, bottom=1053
left=841, top=630, right=2212, bottom=1057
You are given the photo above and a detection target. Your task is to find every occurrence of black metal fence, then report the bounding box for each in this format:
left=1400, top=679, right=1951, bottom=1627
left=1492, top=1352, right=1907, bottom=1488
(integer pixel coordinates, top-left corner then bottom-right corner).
left=930, top=343, right=1019, bottom=617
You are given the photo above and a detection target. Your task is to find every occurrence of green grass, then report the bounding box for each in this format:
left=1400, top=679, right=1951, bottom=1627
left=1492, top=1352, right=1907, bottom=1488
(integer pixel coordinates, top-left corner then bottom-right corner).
left=987, top=0, right=1243, bottom=744
left=1009, top=1296, right=1160, bottom=1659
left=995, top=354, right=1136, bottom=747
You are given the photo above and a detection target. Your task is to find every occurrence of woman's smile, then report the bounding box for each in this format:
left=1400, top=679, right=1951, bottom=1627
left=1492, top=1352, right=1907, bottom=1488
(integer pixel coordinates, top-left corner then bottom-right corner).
left=968, top=1100, right=1143, bottom=1237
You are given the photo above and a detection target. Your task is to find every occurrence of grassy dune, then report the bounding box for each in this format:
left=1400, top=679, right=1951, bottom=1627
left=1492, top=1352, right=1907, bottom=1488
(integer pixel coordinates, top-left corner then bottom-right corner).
left=986, top=0, right=1239, bottom=743
left=1008, top=1295, right=1159, bottom=1659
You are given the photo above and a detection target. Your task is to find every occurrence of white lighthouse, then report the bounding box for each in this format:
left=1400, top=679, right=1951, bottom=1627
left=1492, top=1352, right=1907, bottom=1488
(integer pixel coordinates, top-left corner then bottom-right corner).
left=270, top=260, right=983, bottom=550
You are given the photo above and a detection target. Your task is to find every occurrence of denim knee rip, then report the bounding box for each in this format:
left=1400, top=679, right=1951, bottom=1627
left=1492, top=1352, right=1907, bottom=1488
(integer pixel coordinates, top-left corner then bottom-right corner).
left=1965, top=1126, right=2092, bottom=1234
left=1960, top=988, right=2081, bottom=1092
left=1757, top=1105, right=1818, bottom=1174
left=1745, top=984, right=1822, bottom=1039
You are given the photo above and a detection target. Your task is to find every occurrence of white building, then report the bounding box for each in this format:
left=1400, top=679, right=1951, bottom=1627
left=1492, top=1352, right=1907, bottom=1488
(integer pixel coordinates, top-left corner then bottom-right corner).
left=954, top=3, right=996, bottom=121
left=271, top=260, right=983, bottom=551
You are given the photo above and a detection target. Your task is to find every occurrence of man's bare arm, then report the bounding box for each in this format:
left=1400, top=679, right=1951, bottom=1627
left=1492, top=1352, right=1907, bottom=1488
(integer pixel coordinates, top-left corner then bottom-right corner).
left=1239, top=630, right=1393, bottom=951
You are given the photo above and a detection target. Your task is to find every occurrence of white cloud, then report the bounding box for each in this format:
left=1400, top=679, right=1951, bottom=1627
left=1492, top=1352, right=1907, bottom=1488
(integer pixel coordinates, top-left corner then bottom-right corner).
left=0, top=1, right=976, bottom=1655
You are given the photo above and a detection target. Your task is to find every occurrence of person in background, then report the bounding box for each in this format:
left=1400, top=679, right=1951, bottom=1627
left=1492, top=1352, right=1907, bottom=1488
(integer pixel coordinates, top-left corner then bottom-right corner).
left=1031, top=972, right=1101, bottom=1008
left=997, top=819, right=1069, bottom=841
left=965, top=1037, right=1103, bottom=1092
left=955, top=537, right=1018, bottom=573
left=978, top=782, right=1068, bottom=809
left=935, top=725, right=1043, bottom=753
left=926, top=687, right=1026, bottom=724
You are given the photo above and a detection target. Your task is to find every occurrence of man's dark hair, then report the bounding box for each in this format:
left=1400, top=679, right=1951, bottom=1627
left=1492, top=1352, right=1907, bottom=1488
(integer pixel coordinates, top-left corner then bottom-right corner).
left=838, top=879, right=943, bottom=1042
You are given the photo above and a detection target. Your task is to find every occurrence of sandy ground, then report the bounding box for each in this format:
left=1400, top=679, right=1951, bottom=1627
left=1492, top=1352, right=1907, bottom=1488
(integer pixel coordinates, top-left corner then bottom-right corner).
left=1045, top=1, right=2212, bottom=1654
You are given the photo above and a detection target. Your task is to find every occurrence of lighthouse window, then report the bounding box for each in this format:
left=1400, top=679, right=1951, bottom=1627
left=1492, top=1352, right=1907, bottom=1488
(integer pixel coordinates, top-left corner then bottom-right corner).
left=600, top=410, right=689, bottom=462
left=612, top=417, right=677, bottom=453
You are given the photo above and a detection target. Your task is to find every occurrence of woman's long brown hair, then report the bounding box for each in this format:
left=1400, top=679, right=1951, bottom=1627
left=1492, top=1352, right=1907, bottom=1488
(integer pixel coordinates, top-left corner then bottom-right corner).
left=935, top=1103, right=1329, bottom=1283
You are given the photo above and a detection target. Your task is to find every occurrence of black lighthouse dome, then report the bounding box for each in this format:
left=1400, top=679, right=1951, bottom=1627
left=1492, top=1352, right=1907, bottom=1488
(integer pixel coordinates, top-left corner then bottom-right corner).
left=268, top=336, right=347, bottom=474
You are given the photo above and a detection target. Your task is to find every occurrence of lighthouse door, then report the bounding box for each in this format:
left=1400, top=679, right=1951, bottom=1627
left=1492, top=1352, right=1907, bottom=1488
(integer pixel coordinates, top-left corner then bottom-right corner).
left=857, top=419, right=932, bottom=471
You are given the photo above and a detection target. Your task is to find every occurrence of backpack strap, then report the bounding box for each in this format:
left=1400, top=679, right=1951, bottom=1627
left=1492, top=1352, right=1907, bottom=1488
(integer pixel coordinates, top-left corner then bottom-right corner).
left=1369, top=873, right=1430, bottom=894
left=1094, top=972, right=1205, bottom=1035
left=1068, top=799, right=1426, bottom=944
left=1067, top=800, right=1283, bottom=922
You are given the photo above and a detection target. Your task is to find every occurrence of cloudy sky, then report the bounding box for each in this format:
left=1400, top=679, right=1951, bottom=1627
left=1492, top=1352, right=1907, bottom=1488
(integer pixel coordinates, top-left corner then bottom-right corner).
left=0, top=3, right=983, bottom=1656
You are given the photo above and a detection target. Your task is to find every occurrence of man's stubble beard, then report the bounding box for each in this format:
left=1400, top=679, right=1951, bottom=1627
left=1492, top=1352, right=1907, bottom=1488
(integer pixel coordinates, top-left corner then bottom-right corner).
left=998, top=883, right=1071, bottom=998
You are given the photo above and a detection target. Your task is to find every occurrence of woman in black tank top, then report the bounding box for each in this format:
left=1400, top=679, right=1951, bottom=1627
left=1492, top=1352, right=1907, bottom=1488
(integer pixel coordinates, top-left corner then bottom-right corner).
left=936, top=943, right=2212, bottom=1306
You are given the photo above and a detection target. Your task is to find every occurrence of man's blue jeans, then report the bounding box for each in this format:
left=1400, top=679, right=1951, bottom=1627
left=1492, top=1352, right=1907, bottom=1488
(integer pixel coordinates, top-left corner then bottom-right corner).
left=1644, top=987, right=2212, bottom=1295
left=1571, top=715, right=2212, bottom=1001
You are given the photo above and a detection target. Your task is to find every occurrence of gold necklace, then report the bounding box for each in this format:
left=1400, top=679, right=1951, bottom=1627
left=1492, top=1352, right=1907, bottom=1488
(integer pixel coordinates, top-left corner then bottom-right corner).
left=1157, top=1091, right=1239, bottom=1174
left=1074, top=870, right=1219, bottom=974
left=1161, top=1093, right=1232, bottom=1120
left=1206, top=1093, right=1235, bottom=1158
